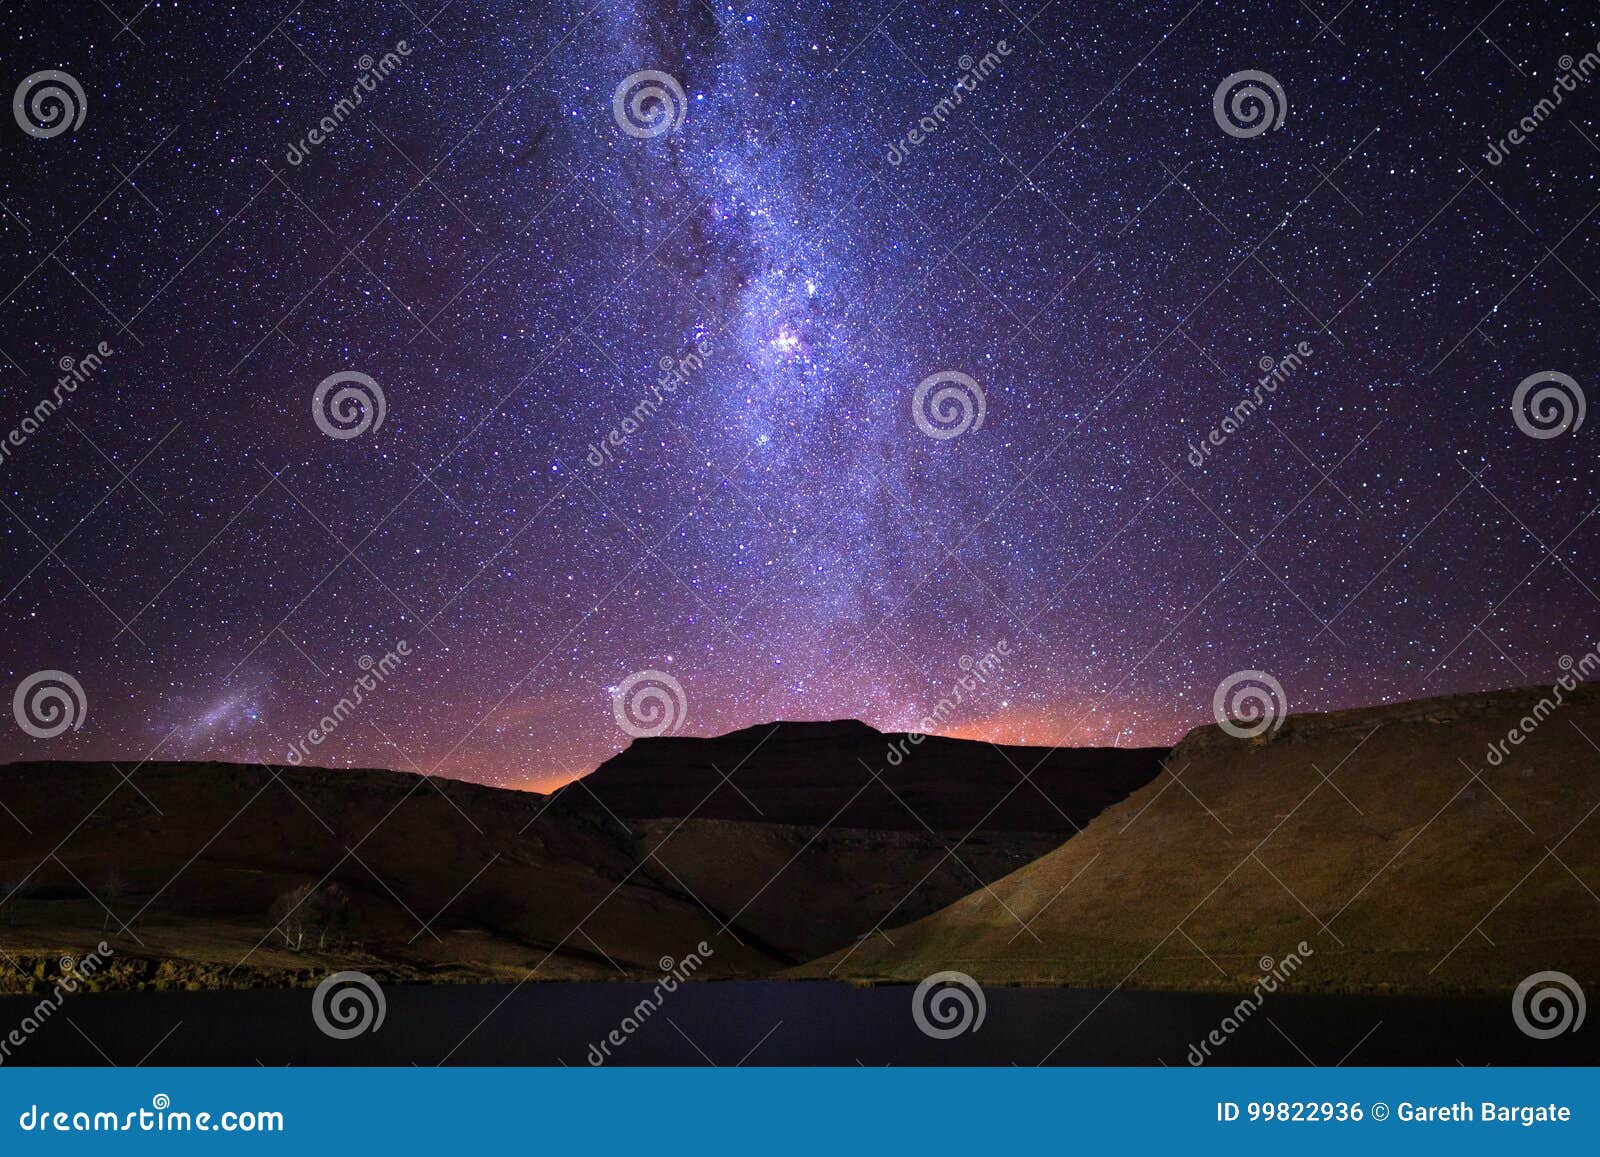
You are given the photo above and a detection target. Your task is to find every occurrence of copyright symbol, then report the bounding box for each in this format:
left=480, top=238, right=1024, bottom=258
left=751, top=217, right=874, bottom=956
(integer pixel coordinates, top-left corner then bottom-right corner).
left=1371, top=1102, right=1389, bottom=1121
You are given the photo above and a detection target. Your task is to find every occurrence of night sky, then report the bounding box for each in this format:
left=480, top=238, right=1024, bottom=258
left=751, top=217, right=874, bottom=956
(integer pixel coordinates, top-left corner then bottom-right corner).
left=0, top=1, right=1595, bottom=789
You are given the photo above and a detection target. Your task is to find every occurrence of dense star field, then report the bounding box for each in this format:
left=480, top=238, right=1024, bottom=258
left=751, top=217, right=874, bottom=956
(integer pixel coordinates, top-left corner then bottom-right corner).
left=0, top=1, right=1595, bottom=788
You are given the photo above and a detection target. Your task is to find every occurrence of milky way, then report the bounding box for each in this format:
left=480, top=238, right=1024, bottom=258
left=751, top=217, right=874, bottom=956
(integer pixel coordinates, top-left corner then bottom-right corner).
left=0, top=1, right=1596, bottom=788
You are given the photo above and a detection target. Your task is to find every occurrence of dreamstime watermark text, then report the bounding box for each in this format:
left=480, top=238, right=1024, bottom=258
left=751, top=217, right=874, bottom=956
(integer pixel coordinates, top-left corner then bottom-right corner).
left=17, top=1095, right=282, bottom=1134
left=0, top=943, right=114, bottom=1066
left=586, top=943, right=714, bottom=1064
left=285, top=642, right=411, bottom=764
left=1186, top=941, right=1313, bottom=1064
left=1485, top=640, right=1600, bottom=766
left=286, top=41, right=412, bottom=166
left=0, top=342, right=113, bottom=471
left=886, top=640, right=1010, bottom=765
left=1188, top=343, right=1312, bottom=468
left=587, top=337, right=713, bottom=469
left=886, top=41, right=1014, bottom=166
left=1484, top=43, right=1600, bottom=165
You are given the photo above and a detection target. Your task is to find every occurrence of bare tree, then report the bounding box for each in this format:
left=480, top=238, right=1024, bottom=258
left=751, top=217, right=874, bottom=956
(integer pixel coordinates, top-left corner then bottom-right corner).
left=1, top=876, right=32, bottom=927
left=269, top=883, right=351, bottom=951
left=97, top=869, right=125, bottom=932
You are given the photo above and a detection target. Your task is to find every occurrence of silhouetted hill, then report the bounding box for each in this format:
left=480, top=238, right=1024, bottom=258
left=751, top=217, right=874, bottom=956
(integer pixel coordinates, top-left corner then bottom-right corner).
left=568, top=721, right=1165, bottom=959
left=1, top=725, right=1162, bottom=983
left=0, top=761, right=780, bottom=988
left=578, top=719, right=1168, bottom=832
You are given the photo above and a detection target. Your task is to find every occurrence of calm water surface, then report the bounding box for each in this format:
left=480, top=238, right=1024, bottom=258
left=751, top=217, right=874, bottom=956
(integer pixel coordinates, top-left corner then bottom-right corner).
left=2, top=982, right=1591, bottom=1066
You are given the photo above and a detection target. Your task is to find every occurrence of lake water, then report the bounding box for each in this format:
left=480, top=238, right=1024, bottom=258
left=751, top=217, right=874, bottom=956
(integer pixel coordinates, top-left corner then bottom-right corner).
left=2, top=982, right=1592, bottom=1066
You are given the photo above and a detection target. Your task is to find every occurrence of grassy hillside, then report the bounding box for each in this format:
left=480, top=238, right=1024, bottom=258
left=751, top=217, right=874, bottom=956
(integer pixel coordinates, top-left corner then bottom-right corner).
left=804, top=685, right=1600, bottom=994
left=636, top=819, right=1061, bottom=962
left=576, top=720, right=1164, bottom=962
left=0, top=761, right=778, bottom=990
left=0, top=722, right=1161, bottom=989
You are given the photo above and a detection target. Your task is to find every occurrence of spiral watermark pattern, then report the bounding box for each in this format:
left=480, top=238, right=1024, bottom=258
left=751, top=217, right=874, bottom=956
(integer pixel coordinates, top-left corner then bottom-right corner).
left=311, top=970, right=386, bottom=1039
left=612, top=70, right=687, bottom=138
left=1212, top=670, right=1287, bottom=739
left=611, top=669, right=688, bottom=738
left=1511, top=371, right=1585, bottom=440
left=1512, top=971, right=1586, bottom=1039
left=912, top=370, right=986, bottom=440
left=312, top=371, right=386, bottom=440
left=12, top=70, right=87, bottom=139
left=911, top=970, right=986, bottom=1039
left=12, top=670, right=87, bottom=739
left=1212, top=70, right=1286, bottom=138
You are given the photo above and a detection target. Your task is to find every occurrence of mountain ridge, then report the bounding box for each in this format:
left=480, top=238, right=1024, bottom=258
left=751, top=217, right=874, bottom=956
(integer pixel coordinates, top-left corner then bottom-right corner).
left=576, top=717, right=1168, bottom=832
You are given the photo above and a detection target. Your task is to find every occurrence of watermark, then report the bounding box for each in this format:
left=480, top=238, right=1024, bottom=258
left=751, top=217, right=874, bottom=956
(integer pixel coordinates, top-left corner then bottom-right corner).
left=0, top=342, right=115, bottom=472
left=912, top=970, right=985, bottom=1039
left=285, top=643, right=411, bottom=765
left=1187, top=342, right=1312, bottom=467
left=1511, top=371, right=1585, bottom=440
left=611, top=669, right=687, bottom=738
left=612, top=70, right=687, bottom=138
left=1212, top=670, right=1287, bottom=739
left=1512, top=971, right=1585, bottom=1039
left=1486, top=642, right=1600, bottom=765
left=912, top=370, right=986, bottom=440
left=586, top=944, right=714, bottom=1063
left=285, top=42, right=412, bottom=165
left=1484, top=43, right=1600, bottom=165
left=586, top=336, right=713, bottom=468
left=1213, top=70, right=1286, bottom=138
left=312, top=370, right=387, bottom=440
left=1186, top=942, right=1313, bottom=1064
left=886, top=640, right=1010, bottom=766
left=311, top=970, right=386, bottom=1039
left=885, top=41, right=1014, bottom=166
left=12, top=670, right=87, bottom=739
left=12, top=70, right=86, bottom=139
left=17, top=1095, right=283, bottom=1133
left=0, top=943, right=114, bottom=1066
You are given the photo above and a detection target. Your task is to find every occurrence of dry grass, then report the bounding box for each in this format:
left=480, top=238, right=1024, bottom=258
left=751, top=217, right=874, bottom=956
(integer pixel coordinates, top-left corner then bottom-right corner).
left=801, top=685, right=1600, bottom=994
left=0, top=761, right=779, bottom=989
